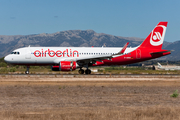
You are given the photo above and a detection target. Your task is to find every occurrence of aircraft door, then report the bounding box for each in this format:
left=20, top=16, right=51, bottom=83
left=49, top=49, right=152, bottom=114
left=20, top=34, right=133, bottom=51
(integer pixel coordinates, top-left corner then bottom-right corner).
left=136, top=49, right=141, bottom=59
left=25, top=50, right=31, bottom=59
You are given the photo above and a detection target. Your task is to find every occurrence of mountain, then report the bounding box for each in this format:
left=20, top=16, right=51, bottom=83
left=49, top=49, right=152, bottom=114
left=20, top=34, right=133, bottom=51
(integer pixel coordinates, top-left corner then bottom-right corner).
left=162, top=41, right=180, bottom=60
left=0, top=30, right=179, bottom=60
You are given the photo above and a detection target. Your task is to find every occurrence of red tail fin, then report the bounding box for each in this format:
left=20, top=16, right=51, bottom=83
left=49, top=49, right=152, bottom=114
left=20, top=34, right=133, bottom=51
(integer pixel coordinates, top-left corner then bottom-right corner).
left=139, top=22, right=168, bottom=49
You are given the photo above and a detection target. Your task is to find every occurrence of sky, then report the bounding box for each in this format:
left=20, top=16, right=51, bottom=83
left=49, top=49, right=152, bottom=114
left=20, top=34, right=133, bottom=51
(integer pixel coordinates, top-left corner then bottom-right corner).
left=0, top=0, right=179, bottom=42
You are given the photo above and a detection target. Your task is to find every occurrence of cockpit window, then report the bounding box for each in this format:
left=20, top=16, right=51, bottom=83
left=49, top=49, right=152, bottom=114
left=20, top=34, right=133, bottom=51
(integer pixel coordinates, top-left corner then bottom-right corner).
left=11, top=52, right=20, bottom=55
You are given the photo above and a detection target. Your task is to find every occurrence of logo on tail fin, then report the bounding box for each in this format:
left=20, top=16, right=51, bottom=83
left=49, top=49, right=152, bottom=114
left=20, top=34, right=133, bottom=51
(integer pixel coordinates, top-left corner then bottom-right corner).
left=150, top=25, right=166, bottom=46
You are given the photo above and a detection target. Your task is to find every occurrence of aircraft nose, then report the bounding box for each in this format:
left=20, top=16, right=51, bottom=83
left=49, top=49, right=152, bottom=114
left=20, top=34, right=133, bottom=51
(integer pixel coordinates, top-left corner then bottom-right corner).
left=4, top=55, right=11, bottom=63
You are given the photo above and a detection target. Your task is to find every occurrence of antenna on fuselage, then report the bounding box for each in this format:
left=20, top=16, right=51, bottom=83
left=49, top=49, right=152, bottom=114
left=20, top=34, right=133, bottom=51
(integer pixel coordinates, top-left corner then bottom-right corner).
left=102, top=43, right=106, bottom=48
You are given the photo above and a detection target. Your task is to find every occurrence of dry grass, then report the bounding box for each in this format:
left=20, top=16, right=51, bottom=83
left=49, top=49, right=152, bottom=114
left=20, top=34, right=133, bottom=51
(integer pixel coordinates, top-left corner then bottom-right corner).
left=0, top=80, right=180, bottom=119
left=0, top=106, right=180, bottom=120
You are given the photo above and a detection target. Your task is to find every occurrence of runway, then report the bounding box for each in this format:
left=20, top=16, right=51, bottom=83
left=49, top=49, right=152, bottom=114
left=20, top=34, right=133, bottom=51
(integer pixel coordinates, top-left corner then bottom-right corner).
left=1, top=74, right=180, bottom=82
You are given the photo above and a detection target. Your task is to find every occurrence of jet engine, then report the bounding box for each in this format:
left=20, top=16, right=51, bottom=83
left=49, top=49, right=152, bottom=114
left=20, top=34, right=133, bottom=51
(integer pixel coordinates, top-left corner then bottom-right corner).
left=51, top=61, right=77, bottom=71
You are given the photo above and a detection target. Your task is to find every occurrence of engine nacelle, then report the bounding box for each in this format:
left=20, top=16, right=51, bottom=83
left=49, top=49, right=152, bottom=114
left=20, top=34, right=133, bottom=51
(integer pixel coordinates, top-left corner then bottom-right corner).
left=51, top=61, right=77, bottom=71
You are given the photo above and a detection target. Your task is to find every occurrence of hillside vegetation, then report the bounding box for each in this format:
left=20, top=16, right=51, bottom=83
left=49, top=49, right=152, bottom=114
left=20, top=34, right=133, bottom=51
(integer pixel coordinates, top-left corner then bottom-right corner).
left=1, top=57, right=180, bottom=74
left=0, top=30, right=179, bottom=60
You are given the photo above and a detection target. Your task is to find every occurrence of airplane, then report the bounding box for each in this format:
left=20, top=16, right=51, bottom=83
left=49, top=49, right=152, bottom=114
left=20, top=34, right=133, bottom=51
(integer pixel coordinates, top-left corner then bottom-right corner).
left=4, top=22, right=171, bottom=74
left=157, top=62, right=180, bottom=70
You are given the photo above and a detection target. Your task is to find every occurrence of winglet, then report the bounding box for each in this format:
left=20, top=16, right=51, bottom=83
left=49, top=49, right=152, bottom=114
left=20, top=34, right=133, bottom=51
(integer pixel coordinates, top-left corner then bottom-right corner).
left=112, top=42, right=129, bottom=56
left=119, top=42, right=129, bottom=54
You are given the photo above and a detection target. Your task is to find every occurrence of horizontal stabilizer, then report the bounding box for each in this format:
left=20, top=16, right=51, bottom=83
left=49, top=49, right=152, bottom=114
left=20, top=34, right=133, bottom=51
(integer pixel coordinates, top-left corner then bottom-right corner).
left=150, top=50, right=172, bottom=55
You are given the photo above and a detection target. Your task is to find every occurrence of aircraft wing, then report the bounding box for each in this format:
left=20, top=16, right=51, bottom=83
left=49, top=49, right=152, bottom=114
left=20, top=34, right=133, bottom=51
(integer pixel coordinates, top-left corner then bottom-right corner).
left=75, top=42, right=129, bottom=64
left=53, top=42, right=129, bottom=64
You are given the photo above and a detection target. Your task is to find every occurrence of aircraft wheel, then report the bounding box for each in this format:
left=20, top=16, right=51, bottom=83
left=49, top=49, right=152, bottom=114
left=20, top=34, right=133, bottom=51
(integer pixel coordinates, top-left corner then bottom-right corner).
left=25, top=66, right=30, bottom=74
left=25, top=70, right=29, bottom=74
left=78, top=69, right=84, bottom=74
left=85, top=69, right=91, bottom=74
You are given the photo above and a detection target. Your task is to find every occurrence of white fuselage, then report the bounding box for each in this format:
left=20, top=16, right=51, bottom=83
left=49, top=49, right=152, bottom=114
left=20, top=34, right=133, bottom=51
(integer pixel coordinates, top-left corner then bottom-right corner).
left=4, top=46, right=137, bottom=65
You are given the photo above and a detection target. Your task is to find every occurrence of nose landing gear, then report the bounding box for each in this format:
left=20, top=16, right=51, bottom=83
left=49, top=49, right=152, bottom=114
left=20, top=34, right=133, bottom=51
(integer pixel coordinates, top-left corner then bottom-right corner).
left=25, top=66, right=30, bottom=74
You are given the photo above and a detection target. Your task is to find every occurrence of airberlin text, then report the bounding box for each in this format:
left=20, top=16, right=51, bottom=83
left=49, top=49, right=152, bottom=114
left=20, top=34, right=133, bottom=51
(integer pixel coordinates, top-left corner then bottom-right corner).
left=34, top=49, right=79, bottom=57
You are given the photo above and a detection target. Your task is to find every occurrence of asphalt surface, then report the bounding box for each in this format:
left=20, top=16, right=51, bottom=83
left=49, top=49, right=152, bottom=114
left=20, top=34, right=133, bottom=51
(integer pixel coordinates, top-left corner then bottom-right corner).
left=1, top=74, right=180, bottom=82
left=1, top=74, right=180, bottom=77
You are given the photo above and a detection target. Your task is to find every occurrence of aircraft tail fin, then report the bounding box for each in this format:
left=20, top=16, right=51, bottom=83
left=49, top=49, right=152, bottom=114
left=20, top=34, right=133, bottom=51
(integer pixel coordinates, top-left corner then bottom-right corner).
left=139, top=22, right=168, bottom=50
left=157, top=62, right=162, bottom=68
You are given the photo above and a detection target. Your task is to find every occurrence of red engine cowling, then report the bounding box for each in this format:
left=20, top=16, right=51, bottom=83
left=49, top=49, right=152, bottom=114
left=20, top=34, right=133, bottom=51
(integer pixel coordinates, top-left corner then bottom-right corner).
left=51, top=61, right=77, bottom=71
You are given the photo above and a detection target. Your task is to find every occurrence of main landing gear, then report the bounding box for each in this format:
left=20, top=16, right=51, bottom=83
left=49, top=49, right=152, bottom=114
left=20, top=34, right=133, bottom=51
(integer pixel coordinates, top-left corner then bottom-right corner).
left=85, top=69, right=91, bottom=74
left=25, top=66, right=30, bottom=74
left=78, top=68, right=84, bottom=74
left=78, top=68, right=91, bottom=74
